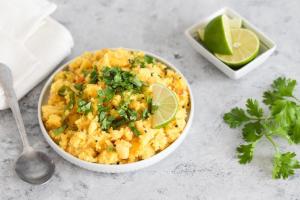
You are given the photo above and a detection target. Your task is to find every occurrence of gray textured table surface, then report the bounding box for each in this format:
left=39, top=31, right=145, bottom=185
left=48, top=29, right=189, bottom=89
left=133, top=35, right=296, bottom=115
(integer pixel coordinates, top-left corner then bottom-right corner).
left=1, top=0, right=300, bottom=199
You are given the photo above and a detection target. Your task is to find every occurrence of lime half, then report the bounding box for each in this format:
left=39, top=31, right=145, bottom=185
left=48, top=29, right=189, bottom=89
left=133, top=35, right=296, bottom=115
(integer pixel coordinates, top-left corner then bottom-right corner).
left=229, top=17, right=242, bottom=28
left=198, top=17, right=241, bottom=41
left=152, top=83, right=178, bottom=128
left=204, top=15, right=233, bottom=54
left=215, top=28, right=260, bottom=68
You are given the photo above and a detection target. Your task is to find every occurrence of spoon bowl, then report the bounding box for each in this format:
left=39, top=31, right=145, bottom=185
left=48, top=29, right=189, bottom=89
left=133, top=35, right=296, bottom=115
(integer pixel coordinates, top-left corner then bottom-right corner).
left=15, top=149, right=55, bottom=185
left=0, top=63, right=55, bottom=184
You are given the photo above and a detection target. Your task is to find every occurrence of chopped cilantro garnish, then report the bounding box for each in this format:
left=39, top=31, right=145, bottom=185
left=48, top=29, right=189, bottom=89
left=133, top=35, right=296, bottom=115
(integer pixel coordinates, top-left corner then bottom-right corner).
left=82, top=69, right=90, bottom=77
left=57, top=86, right=75, bottom=110
left=67, top=92, right=75, bottom=110
left=97, top=87, right=115, bottom=103
left=144, top=55, right=155, bottom=64
left=53, top=124, right=67, bottom=136
left=97, top=105, right=114, bottom=130
left=89, top=69, right=99, bottom=84
left=142, top=109, right=150, bottom=119
left=101, top=116, right=115, bottom=130
left=129, top=122, right=141, bottom=136
left=107, top=145, right=116, bottom=152
left=77, top=99, right=92, bottom=114
left=146, top=97, right=158, bottom=114
left=101, top=67, right=143, bottom=92
left=58, top=86, right=69, bottom=96
left=95, top=67, right=147, bottom=132
left=129, top=55, right=155, bottom=68
left=111, top=118, right=127, bottom=128
left=74, top=83, right=84, bottom=91
left=117, top=100, right=137, bottom=121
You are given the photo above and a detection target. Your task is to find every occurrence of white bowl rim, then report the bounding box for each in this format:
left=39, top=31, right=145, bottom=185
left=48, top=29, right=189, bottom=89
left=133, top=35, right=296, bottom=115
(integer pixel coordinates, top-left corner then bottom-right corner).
left=38, top=47, right=194, bottom=173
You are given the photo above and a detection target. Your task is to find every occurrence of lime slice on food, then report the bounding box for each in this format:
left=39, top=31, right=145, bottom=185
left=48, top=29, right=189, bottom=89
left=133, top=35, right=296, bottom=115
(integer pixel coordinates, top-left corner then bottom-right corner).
left=215, top=28, right=260, bottom=68
left=204, top=14, right=233, bottom=54
left=152, top=83, right=178, bottom=129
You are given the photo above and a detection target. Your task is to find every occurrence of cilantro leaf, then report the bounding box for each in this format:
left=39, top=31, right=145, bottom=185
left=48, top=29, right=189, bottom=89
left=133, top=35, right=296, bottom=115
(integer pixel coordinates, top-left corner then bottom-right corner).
left=290, top=117, right=300, bottom=144
left=89, top=69, right=99, bottom=84
left=223, top=108, right=250, bottom=128
left=272, top=77, right=296, bottom=97
left=101, top=116, right=115, bottom=130
left=142, top=109, right=150, bottom=119
left=97, top=105, right=115, bottom=130
left=263, top=77, right=297, bottom=106
left=144, top=55, right=155, bottom=64
left=74, top=83, right=84, bottom=91
left=57, top=86, right=75, bottom=110
left=129, top=55, right=155, bottom=68
left=66, top=92, right=75, bottom=110
left=242, top=122, right=263, bottom=142
left=77, top=99, right=92, bottom=114
left=53, top=124, right=67, bottom=136
left=58, top=85, right=69, bottom=96
left=237, top=143, right=255, bottom=164
left=111, top=119, right=127, bottom=128
left=129, top=122, right=141, bottom=136
left=272, top=152, right=300, bottom=179
left=262, top=120, right=292, bottom=143
left=97, top=87, right=115, bottom=103
left=224, top=77, right=300, bottom=179
left=101, top=67, right=143, bottom=92
left=263, top=90, right=283, bottom=106
left=246, top=99, right=263, bottom=118
left=117, top=100, right=138, bottom=122
left=271, top=100, right=296, bottom=127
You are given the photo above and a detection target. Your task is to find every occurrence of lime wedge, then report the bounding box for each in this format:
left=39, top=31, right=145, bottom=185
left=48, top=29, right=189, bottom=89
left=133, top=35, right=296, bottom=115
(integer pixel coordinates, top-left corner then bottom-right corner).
left=197, top=27, right=205, bottom=41
left=152, top=83, right=178, bottom=128
left=215, top=28, right=260, bottom=68
left=204, top=15, right=233, bottom=54
left=229, top=17, right=242, bottom=28
left=197, top=17, right=241, bottom=41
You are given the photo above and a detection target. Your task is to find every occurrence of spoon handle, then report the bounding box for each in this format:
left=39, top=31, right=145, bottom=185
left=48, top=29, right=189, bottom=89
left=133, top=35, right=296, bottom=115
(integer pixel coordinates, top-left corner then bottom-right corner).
left=0, top=63, right=30, bottom=149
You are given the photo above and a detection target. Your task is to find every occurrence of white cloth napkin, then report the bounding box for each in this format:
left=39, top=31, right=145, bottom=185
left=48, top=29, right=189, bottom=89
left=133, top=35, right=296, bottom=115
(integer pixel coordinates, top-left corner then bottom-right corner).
left=0, top=0, right=74, bottom=110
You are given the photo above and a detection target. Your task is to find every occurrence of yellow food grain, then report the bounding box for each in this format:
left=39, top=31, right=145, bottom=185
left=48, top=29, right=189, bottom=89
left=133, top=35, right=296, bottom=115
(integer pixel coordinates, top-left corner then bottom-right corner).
left=42, top=48, right=190, bottom=164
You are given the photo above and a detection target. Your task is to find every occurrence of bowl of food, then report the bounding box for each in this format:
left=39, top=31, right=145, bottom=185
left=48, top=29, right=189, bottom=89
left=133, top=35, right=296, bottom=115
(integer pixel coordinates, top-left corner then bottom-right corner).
left=38, top=48, right=194, bottom=173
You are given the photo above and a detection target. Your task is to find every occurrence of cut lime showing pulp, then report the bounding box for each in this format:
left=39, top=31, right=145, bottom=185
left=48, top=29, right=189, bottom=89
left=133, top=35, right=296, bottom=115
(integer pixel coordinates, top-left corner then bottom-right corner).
left=152, top=83, right=178, bottom=128
left=197, top=28, right=205, bottom=41
left=215, top=28, right=260, bottom=68
left=229, top=17, right=242, bottom=28
left=204, top=14, right=233, bottom=54
left=197, top=16, right=241, bottom=41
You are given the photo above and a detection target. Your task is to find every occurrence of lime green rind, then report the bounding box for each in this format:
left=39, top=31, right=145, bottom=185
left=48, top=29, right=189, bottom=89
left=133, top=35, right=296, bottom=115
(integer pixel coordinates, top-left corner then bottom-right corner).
left=221, top=49, right=258, bottom=69
left=152, top=84, right=178, bottom=129
left=204, top=15, right=233, bottom=55
left=153, top=103, right=178, bottom=129
left=215, top=29, right=260, bottom=69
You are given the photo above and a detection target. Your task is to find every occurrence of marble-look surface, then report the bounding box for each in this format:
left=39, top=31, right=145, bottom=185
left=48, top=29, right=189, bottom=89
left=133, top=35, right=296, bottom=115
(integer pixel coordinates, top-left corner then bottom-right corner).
left=1, top=0, right=300, bottom=199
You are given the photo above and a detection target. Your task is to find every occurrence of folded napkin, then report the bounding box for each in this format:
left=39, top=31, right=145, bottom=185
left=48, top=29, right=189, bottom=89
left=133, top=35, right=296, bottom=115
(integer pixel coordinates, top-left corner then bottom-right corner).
left=0, top=0, right=74, bottom=110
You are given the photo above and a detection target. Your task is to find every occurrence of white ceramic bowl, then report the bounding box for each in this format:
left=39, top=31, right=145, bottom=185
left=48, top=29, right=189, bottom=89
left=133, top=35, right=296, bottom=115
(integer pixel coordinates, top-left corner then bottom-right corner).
left=185, top=7, right=276, bottom=80
left=38, top=48, right=194, bottom=173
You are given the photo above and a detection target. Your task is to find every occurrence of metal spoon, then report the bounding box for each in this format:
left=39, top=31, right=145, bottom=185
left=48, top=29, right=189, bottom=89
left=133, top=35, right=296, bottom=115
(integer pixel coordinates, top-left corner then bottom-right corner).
left=0, top=63, right=55, bottom=185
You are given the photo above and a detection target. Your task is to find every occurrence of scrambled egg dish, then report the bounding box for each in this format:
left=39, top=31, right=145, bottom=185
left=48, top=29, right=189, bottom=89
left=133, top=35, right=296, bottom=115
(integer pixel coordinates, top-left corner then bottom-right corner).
left=42, top=48, right=190, bottom=164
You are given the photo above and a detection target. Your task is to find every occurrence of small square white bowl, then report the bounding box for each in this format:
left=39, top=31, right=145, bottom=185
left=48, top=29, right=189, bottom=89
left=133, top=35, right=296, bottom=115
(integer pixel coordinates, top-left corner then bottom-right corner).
left=185, top=7, right=276, bottom=80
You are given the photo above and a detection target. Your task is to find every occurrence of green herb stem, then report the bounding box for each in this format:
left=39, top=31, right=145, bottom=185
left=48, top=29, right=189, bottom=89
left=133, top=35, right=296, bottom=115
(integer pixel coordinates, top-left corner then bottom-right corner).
left=264, top=134, right=279, bottom=153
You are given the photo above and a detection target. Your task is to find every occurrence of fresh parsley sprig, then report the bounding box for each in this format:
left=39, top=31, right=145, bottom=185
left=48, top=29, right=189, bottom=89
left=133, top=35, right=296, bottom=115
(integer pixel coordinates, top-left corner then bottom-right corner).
left=224, top=77, right=300, bottom=179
